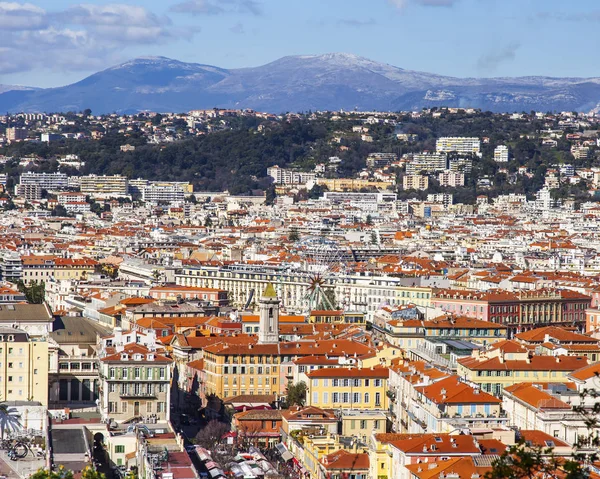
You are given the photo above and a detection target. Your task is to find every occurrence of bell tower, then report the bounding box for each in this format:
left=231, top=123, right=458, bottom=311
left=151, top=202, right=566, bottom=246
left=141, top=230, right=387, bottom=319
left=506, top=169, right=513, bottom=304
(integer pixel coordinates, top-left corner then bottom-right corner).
left=258, top=283, right=280, bottom=344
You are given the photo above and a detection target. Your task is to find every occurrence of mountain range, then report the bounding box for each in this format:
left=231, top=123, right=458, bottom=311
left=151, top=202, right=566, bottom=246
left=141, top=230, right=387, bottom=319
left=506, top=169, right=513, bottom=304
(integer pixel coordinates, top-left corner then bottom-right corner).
left=2, top=53, right=600, bottom=114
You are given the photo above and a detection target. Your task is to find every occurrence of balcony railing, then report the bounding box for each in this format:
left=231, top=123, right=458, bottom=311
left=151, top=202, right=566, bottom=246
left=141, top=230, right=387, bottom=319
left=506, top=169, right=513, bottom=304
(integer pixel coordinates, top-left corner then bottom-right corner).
left=120, top=392, right=157, bottom=399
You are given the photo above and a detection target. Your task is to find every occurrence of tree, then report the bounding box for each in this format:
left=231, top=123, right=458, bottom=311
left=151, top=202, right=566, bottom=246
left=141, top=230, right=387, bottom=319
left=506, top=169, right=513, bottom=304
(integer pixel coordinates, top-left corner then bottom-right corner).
left=16, top=280, right=45, bottom=304
left=195, top=420, right=230, bottom=450
left=366, top=214, right=373, bottom=226
left=285, top=382, right=307, bottom=408
left=81, top=467, right=106, bottom=479
left=51, top=205, right=68, bottom=217
left=370, top=231, right=378, bottom=245
left=265, top=185, right=276, bottom=205
left=151, top=270, right=163, bottom=284
left=204, top=216, right=213, bottom=227
left=0, top=402, right=21, bottom=439
left=30, top=466, right=74, bottom=479
left=288, top=227, right=300, bottom=242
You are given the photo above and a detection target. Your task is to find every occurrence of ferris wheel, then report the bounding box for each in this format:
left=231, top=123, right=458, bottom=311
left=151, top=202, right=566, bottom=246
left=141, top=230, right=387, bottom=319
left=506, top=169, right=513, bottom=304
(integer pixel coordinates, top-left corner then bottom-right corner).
left=294, top=237, right=348, bottom=313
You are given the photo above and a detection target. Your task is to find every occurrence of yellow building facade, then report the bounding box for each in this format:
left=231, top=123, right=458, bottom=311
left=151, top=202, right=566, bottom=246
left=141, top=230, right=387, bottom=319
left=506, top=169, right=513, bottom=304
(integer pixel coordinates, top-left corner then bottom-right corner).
left=0, top=329, right=49, bottom=405
left=307, top=367, right=389, bottom=410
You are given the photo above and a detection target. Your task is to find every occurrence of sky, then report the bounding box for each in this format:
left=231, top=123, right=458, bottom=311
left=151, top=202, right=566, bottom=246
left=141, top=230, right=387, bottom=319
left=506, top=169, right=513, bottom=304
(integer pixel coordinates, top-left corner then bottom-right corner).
left=0, top=0, right=599, bottom=88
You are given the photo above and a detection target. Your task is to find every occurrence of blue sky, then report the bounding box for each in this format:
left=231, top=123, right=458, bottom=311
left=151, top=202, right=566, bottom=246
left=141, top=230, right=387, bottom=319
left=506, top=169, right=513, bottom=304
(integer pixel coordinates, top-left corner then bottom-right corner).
left=0, top=0, right=599, bottom=87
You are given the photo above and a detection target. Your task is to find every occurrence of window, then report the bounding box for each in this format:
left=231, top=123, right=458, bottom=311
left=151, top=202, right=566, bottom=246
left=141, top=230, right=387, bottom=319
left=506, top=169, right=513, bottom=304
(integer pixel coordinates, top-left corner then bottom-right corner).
left=360, top=420, right=366, bottom=429
left=353, top=379, right=361, bottom=387
left=375, top=379, right=382, bottom=387
left=375, top=392, right=381, bottom=406
left=364, top=393, right=370, bottom=403
left=332, top=392, right=339, bottom=403
left=333, top=379, right=339, bottom=387
left=147, top=402, right=152, bottom=413
left=312, top=392, right=318, bottom=404
left=353, top=392, right=360, bottom=404
left=342, top=392, right=349, bottom=403
left=122, top=402, right=127, bottom=413
left=115, top=445, right=125, bottom=454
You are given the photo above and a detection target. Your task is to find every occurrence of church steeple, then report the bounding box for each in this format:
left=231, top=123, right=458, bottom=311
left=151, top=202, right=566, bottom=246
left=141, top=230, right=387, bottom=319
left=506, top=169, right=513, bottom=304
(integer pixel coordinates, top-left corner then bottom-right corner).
left=258, top=282, right=280, bottom=344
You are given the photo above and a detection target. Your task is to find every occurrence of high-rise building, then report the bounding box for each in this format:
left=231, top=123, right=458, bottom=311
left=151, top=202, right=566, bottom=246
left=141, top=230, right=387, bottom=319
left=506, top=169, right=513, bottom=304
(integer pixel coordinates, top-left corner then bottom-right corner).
left=406, top=153, right=447, bottom=175
left=267, top=166, right=316, bottom=185
left=20, top=172, right=69, bottom=190
left=403, top=175, right=429, bottom=191
left=6, top=127, right=28, bottom=143
left=366, top=153, right=397, bottom=168
left=494, top=145, right=509, bottom=162
left=436, top=137, right=481, bottom=155
left=141, top=184, right=186, bottom=204
left=438, top=170, right=465, bottom=187
left=80, top=174, right=129, bottom=199
left=15, top=184, right=43, bottom=201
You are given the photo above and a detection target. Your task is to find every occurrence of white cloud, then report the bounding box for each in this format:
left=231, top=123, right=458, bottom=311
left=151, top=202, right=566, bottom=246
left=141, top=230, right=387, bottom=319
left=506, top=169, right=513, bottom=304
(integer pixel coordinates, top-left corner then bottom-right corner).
left=0, top=2, right=193, bottom=75
left=170, top=0, right=262, bottom=16
left=387, top=0, right=459, bottom=9
left=0, top=1, right=46, bottom=30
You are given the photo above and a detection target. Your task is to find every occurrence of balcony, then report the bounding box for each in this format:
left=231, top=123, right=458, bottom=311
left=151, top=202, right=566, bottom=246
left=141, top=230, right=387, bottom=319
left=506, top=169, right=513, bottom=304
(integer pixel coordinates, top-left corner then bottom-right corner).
left=120, top=392, right=157, bottom=399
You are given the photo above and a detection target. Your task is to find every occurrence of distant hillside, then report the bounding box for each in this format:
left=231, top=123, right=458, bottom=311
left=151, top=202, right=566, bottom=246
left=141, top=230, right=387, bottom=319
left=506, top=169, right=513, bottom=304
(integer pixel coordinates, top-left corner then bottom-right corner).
left=2, top=53, right=600, bottom=113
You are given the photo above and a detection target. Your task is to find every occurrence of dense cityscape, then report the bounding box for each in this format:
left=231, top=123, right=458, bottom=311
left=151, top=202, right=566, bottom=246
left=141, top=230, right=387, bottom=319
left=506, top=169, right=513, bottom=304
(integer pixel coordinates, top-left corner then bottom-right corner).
left=0, top=105, right=597, bottom=479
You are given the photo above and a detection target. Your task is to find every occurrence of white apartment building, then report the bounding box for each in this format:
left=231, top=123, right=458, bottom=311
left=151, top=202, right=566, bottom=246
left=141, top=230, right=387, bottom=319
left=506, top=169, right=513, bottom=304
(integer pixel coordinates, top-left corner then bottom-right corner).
left=427, top=193, right=453, bottom=208
left=63, top=202, right=91, bottom=214
left=19, top=172, right=69, bottom=190
left=494, top=145, right=509, bottom=162
left=142, top=184, right=185, bottom=204
left=366, top=153, right=397, bottom=168
left=406, top=153, right=447, bottom=175
left=267, top=166, right=316, bottom=185
left=436, top=137, right=481, bottom=156
left=448, top=157, right=473, bottom=173
left=438, top=170, right=465, bottom=187
left=15, top=184, right=43, bottom=201
left=57, top=192, right=87, bottom=204
left=571, top=145, right=590, bottom=160
left=80, top=174, right=129, bottom=199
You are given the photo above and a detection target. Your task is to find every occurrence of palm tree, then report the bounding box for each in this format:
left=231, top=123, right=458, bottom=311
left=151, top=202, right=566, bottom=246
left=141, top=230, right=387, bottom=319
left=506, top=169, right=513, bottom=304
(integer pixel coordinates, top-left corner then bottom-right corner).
left=0, top=402, right=22, bottom=439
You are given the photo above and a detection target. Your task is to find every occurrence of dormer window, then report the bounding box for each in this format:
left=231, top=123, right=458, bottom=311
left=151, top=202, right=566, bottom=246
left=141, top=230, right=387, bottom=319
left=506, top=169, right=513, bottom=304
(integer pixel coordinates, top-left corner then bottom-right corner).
left=148, top=354, right=155, bottom=361
left=121, top=353, right=128, bottom=360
